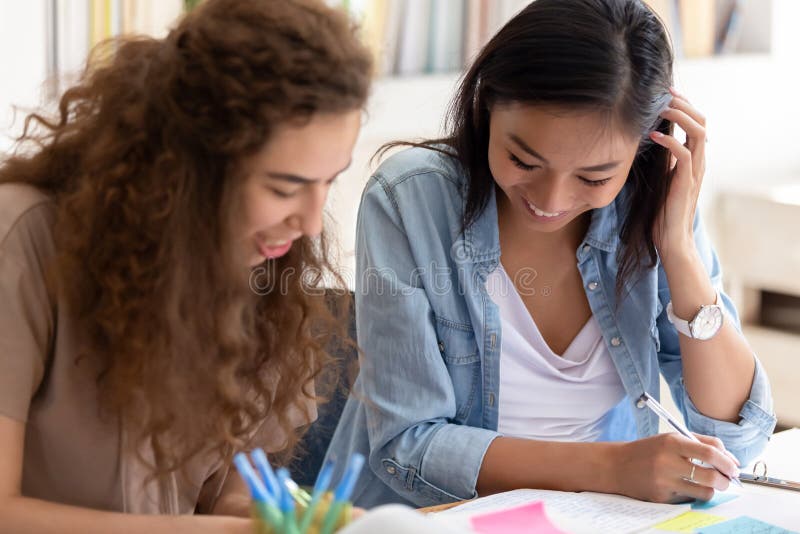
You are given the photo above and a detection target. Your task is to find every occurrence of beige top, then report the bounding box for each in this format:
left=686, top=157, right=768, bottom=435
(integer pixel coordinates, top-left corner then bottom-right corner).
left=0, top=183, right=315, bottom=515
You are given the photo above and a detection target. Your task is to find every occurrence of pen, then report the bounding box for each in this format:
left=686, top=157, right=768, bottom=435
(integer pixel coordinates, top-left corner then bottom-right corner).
left=233, top=453, right=283, bottom=530
left=320, top=453, right=365, bottom=534
left=637, top=392, right=742, bottom=488
left=251, top=449, right=282, bottom=502
left=284, top=477, right=312, bottom=507
left=277, top=468, right=300, bottom=534
left=299, top=458, right=336, bottom=533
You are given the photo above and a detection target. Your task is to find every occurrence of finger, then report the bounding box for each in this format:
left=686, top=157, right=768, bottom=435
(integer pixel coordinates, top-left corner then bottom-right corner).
left=669, top=94, right=706, bottom=127
left=694, top=434, right=725, bottom=451
left=660, top=105, right=706, bottom=184
left=660, top=107, right=706, bottom=149
left=669, top=86, right=689, bottom=101
left=678, top=440, right=739, bottom=479
left=649, top=131, right=693, bottom=185
left=725, top=450, right=741, bottom=467
left=673, top=477, right=716, bottom=502
left=694, top=434, right=741, bottom=467
left=685, top=462, right=731, bottom=491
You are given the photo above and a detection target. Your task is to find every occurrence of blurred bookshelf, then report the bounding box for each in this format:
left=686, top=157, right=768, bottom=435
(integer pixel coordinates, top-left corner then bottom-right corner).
left=41, top=0, right=776, bottom=85
left=324, top=0, right=775, bottom=78
left=44, top=0, right=186, bottom=95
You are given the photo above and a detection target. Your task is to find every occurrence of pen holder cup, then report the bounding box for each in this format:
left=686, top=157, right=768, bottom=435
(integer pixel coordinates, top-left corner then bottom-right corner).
left=252, top=493, right=353, bottom=534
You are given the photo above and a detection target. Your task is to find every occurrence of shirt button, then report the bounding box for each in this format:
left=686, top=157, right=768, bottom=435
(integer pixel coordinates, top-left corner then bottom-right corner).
left=386, top=466, right=396, bottom=475
left=582, top=245, right=591, bottom=254
left=438, top=341, right=445, bottom=353
left=588, top=282, right=599, bottom=291
left=488, top=393, right=495, bottom=407
left=636, top=398, right=646, bottom=409
left=611, top=336, right=622, bottom=347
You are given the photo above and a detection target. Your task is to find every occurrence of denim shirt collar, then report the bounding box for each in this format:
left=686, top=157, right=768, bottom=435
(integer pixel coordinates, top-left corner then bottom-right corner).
left=584, top=197, right=621, bottom=253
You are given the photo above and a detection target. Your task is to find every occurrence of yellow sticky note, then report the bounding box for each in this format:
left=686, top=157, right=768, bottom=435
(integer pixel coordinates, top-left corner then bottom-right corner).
left=654, top=511, right=727, bottom=533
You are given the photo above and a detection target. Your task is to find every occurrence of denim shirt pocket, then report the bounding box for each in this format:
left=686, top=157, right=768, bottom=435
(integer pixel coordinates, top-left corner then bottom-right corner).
left=435, top=319, right=481, bottom=423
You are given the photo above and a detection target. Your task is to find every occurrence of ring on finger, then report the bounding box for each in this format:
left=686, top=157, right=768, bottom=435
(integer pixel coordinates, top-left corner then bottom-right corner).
left=689, top=462, right=697, bottom=482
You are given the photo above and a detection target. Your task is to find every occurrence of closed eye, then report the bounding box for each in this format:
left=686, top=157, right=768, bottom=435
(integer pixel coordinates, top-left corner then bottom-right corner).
left=578, top=176, right=612, bottom=187
left=509, top=151, right=612, bottom=186
left=267, top=186, right=298, bottom=198
left=267, top=175, right=337, bottom=198
left=508, top=152, right=538, bottom=171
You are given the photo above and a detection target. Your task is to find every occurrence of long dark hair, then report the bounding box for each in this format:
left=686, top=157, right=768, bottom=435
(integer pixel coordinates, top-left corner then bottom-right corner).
left=382, top=0, right=674, bottom=295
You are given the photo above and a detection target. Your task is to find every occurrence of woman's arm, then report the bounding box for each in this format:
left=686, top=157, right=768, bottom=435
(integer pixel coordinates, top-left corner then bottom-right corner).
left=0, top=415, right=253, bottom=534
left=477, top=432, right=738, bottom=503
left=649, top=90, right=762, bottom=422
left=210, top=467, right=251, bottom=517
left=661, top=247, right=755, bottom=422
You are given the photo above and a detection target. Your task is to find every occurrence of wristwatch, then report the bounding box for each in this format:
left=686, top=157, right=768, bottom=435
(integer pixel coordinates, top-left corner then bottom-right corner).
left=666, top=292, right=724, bottom=340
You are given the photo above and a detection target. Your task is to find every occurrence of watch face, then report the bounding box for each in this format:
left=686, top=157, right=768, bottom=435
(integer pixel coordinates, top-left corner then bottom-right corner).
left=690, top=305, right=724, bottom=340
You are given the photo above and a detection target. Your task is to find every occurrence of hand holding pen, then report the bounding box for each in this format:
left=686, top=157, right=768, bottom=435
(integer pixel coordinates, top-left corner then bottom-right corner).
left=637, top=392, right=742, bottom=502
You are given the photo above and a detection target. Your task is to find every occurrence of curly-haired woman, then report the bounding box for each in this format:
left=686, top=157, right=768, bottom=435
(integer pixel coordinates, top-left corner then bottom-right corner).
left=0, top=0, right=371, bottom=532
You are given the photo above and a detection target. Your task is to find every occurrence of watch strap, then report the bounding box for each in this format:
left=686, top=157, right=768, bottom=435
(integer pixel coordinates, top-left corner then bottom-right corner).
left=666, top=291, right=721, bottom=339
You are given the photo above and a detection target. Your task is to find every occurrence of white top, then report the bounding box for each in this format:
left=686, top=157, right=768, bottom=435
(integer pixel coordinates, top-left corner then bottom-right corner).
left=486, top=265, right=626, bottom=442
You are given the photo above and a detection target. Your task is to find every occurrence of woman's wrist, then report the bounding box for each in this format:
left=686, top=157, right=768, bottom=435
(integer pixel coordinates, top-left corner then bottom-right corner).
left=593, top=442, right=625, bottom=495
left=659, top=238, right=699, bottom=273
left=661, top=247, right=717, bottom=319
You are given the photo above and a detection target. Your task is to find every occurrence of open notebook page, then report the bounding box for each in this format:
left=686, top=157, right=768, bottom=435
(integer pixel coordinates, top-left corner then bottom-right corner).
left=433, top=488, right=690, bottom=534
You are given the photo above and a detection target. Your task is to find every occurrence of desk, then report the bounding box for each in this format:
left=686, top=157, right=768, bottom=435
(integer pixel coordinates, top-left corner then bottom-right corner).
left=421, top=429, right=800, bottom=531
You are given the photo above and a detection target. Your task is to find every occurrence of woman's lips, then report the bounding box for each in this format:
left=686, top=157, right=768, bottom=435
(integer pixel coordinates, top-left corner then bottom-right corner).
left=257, top=239, right=293, bottom=259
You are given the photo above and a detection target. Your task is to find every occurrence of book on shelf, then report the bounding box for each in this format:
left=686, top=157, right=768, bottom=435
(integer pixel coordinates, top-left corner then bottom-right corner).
left=46, top=0, right=184, bottom=89
left=679, top=0, right=716, bottom=57
left=715, top=0, right=745, bottom=54
left=395, top=0, right=431, bottom=75
left=428, top=0, right=465, bottom=73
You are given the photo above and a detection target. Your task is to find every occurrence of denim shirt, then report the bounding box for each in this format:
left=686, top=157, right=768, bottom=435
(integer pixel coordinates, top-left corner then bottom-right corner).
left=325, top=147, right=776, bottom=508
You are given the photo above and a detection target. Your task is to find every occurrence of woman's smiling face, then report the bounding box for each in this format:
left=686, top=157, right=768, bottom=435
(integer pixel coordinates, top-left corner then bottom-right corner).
left=236, top=109, right=362, bottom=267
left=488, top=103, right=641, bottom=234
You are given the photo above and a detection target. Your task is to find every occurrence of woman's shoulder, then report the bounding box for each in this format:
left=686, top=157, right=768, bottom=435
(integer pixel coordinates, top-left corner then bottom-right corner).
left=368, top=145, right=466, bottom=198
left=0, top=182, right=56, bottom=256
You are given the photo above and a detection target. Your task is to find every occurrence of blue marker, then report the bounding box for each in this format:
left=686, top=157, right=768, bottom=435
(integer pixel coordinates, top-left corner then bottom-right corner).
left=277, top=467, right=300, bottom=534
left=298, top=458, right=336, bottom=533
left=233, top=453, right=271, bottom=503
left=320, top=453, right=365, bottom=534
left=233, top=453, right=282, bottom=529
left=251, top=448, right=282, bottom=500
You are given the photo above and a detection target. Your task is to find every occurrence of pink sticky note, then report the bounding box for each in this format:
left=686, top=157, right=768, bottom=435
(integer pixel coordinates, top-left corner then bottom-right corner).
left=470, top=501, right=568, bottom=534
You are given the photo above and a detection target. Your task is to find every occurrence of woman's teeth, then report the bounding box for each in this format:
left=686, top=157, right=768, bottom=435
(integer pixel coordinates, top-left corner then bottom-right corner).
left=526, top=201, right=562, bottom=217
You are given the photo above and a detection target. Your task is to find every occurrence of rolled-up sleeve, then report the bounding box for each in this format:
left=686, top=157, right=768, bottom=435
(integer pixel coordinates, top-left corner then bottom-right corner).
left=355, top=174, right=498, bottom=507
left=657, top=214, right=776, bottom=465
left=681, top=357, right=775, bottom=464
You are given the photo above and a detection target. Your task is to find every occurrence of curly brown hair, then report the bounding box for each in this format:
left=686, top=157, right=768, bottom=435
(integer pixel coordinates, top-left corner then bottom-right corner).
left=0, top=0, right=371, bottom=478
